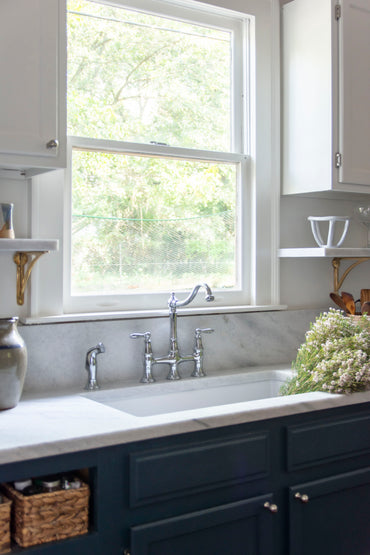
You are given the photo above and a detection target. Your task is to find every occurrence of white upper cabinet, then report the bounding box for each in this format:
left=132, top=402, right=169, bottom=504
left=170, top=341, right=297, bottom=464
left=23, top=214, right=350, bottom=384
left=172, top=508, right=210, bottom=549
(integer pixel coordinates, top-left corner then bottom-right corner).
left=0, top=0, right=66, bottom=176
left=282, top=0, right=370, bottom=195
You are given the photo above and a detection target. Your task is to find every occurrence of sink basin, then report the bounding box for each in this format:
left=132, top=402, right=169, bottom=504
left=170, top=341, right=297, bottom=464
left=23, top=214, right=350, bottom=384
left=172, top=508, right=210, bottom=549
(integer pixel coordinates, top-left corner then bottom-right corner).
left=82, top=368, right=293, bottom=417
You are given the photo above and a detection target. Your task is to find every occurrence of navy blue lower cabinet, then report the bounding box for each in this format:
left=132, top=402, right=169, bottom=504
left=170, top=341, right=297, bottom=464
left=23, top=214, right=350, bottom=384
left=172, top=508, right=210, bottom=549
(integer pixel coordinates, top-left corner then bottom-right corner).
left=129, top=494, right=278, bottom=555
left=289, top=467, right=370, bottom=555
left=1, top=404, right=369, bottom=554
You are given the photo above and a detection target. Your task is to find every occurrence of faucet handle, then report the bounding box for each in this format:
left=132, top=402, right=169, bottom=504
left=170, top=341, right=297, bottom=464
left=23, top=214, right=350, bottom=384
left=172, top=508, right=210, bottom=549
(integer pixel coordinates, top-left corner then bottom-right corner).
left=130, top=332, right=155, bottom=383
left=130, top=332, right=152, bottom=352
left=130, top=331, right=151, bottom=340
left=192, top=328, right=214, bottom=378
left=195, top=328, right=214, bottom=340
left=194, top=327, right=214, bottom=350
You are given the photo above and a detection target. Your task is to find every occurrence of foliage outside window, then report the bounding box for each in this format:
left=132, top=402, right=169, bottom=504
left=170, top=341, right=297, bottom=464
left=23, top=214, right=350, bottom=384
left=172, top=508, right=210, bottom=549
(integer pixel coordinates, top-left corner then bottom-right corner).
left=66, top=0, right=247, bottom=303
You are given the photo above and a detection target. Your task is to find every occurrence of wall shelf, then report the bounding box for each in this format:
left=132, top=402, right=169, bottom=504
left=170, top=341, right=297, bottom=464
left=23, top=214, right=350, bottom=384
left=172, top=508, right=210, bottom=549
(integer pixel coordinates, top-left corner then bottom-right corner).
left=278, top=247, right=370, bottom=258
left=0, top=239, right=58, bottom=305
left=279, top=248, right=370, bottom=293
left=0, top=239, right=58, bottom=252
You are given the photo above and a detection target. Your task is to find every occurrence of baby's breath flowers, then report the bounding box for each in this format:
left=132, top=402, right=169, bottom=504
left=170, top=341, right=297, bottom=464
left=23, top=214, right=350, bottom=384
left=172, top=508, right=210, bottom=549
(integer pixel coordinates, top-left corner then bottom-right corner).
left=281, top=308, right=370, bottom=395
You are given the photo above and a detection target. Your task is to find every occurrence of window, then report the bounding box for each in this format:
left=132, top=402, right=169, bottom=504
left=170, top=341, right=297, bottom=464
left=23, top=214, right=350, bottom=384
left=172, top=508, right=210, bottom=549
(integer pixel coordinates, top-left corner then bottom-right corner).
left=31, top=0, right=280, bottom=318
left=64, top=0, right=251, bottom=311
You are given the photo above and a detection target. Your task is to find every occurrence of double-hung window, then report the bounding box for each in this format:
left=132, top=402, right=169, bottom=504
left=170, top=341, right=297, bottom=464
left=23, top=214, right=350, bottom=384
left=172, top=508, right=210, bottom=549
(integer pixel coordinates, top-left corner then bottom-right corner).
left=31, top=0, right=279, bottom=317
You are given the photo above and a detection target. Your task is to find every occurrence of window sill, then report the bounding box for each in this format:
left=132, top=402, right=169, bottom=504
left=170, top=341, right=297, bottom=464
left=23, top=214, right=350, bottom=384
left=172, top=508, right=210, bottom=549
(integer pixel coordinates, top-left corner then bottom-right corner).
left=21, top=304, right=287, bottom=325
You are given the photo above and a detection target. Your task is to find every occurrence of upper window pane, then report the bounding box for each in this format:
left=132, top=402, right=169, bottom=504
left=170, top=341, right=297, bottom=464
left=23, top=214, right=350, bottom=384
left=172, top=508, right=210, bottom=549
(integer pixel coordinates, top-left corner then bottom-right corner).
left=67, top=0, right=232, bottom=151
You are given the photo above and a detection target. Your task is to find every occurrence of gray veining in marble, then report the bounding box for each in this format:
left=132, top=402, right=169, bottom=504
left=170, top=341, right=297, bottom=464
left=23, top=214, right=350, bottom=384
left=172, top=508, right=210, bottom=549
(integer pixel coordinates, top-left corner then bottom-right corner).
left=19, top=308, right=322, bottom=394
left=1, top=370, right=369, bottom=465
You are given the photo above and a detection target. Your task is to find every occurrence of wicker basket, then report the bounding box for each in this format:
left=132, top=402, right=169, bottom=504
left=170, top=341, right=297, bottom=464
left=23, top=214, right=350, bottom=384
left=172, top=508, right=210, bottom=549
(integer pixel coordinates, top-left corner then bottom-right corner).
left=1, top=482, right=89, bottom=548
left=0, top=493, right=12, bottom=554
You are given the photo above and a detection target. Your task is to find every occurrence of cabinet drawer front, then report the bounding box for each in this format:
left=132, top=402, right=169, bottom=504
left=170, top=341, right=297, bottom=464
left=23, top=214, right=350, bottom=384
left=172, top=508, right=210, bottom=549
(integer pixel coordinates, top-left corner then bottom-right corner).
left=130, top=494, right=276, bottom=555
left=286, top=415, right=370, bottom=471
left=130, top=432, right=270, bottom=507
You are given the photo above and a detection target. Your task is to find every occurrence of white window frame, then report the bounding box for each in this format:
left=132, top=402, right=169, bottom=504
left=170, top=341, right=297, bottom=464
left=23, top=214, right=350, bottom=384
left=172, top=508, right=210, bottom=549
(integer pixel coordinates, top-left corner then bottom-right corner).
left=29, top=0, right=280, bottom=321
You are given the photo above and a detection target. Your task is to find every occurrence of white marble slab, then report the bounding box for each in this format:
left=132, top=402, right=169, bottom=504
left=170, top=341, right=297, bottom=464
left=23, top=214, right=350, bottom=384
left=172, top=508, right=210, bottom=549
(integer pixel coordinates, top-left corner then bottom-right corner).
left=20, top=309, right=322, bottom=394
left=1, top=366, right=369, bottom=465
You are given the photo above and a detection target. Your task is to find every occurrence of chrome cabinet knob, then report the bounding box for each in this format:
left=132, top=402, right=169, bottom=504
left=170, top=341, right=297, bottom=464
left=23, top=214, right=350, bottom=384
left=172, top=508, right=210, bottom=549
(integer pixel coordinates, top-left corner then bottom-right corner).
left=294, top=492, right=309, bottom=503
left=46, top=139, right=59, bottom=149
left=264, top=501, right=278, bottom=513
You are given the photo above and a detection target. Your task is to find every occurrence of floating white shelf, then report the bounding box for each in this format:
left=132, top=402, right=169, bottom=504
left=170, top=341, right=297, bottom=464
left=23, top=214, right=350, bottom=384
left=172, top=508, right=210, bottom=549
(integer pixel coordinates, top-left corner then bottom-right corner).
left=279, top=247, right=370, bottom=258
left=0, top=238, right=58, bottom=252
left=278, top=247, right=370, bottom=293
left=0, top=238, right=59, bottom=305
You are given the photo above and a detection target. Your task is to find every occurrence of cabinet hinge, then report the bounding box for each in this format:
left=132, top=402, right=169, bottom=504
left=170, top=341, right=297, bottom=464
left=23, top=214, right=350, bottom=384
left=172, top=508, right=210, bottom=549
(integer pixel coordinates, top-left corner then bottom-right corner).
left=335, top=152, right=342, bottom=168
left=335, top=4, right=341, bottom=20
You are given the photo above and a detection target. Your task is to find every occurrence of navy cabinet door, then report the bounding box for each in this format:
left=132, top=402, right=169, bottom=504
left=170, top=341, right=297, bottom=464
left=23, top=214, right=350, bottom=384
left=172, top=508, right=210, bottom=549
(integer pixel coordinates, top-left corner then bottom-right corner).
left=130, top=494, right=277, bottom=555
left=290, top=467, right=370, bottom=555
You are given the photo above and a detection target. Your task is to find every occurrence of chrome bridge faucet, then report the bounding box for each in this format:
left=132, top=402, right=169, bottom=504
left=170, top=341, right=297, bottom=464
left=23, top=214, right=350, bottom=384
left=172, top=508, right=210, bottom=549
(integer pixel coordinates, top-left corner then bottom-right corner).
left=130, top=283, right=214, bottom=382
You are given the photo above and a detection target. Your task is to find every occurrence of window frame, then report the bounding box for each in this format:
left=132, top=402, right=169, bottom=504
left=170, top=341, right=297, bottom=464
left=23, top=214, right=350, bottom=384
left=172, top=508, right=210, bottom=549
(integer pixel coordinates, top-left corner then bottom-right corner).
left=29, top=0, right=280, bottom=320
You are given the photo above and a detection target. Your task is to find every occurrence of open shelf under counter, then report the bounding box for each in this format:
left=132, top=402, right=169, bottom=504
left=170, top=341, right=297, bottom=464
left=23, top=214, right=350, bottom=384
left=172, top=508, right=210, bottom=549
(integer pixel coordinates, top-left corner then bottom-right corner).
left=0, top=238, right=58, bottom=252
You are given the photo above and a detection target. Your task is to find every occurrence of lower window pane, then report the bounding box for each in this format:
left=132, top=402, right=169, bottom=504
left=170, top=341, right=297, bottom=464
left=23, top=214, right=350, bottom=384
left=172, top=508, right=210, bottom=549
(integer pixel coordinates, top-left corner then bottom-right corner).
left=71, top=149, right=238, bottom=295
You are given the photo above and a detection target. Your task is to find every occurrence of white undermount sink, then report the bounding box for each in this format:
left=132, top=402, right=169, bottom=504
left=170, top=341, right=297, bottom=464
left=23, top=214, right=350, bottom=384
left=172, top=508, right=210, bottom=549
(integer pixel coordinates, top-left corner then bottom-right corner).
left=82, top=368, right=293, bottom=417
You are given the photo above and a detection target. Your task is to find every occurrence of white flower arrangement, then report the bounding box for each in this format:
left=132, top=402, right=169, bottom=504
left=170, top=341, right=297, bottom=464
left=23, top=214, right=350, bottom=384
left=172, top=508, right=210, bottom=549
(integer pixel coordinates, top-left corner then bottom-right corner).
left=281, top=308, right=370, bottom=395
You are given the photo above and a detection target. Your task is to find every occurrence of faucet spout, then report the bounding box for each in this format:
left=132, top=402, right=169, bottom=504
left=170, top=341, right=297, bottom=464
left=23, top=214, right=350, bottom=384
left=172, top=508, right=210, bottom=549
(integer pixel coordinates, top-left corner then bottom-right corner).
left=168, top=283, right=214, bottom=310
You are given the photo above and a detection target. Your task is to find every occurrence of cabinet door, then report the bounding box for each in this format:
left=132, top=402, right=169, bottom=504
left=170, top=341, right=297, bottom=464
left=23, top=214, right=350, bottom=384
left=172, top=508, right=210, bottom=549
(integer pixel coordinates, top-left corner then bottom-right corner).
left=0, top=0, right=66, bottom=170
left=339, top=0, right=370, bottom=186
left=129, top=495, right=278, bottom=555
left=289, top=468, right=370, bottom=555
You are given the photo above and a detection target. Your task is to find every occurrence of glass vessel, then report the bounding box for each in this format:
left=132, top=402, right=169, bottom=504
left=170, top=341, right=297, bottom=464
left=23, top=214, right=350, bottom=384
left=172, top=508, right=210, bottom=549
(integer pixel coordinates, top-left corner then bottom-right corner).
left=354, top=206, right=370, bottom=247
left=0, top=317, right=27, bottom=410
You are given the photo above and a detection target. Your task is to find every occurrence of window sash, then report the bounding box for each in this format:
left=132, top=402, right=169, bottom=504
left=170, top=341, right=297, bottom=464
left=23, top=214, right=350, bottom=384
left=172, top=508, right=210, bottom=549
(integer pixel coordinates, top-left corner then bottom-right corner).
left=66, top=0, right=247, bottom=154
left=63, top=136, right=250, bottom=312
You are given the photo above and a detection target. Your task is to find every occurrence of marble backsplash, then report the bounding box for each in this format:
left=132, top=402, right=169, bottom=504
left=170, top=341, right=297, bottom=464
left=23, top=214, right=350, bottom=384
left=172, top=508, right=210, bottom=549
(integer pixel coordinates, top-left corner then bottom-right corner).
left=18, top=308, right=324, bottom=395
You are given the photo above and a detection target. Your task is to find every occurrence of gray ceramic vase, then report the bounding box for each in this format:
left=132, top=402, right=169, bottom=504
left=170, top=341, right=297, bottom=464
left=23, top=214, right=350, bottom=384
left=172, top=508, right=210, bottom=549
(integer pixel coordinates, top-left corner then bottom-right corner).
left=0, top=317, right=27, bottom=410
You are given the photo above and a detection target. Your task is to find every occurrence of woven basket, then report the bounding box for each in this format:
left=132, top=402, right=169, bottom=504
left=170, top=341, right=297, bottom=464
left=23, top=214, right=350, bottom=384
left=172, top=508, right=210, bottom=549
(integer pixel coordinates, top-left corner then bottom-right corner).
left=1, top=482, right=89, bottom=548
left=0, top=494, right=12, bottom=554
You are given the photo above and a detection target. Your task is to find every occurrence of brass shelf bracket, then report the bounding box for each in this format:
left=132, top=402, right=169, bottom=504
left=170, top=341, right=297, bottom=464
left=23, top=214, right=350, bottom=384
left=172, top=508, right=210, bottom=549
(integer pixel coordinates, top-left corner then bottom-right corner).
left=332, top=257, right=370, bottom=294
left=13, top=251, right=48, bottom=306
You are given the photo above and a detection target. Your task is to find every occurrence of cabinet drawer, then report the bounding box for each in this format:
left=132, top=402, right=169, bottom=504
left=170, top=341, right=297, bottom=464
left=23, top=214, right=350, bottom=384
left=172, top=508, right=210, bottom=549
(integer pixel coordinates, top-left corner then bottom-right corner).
left=286, top=414, right=370, bottom=471
left=129, top=432, right=270, bottom=507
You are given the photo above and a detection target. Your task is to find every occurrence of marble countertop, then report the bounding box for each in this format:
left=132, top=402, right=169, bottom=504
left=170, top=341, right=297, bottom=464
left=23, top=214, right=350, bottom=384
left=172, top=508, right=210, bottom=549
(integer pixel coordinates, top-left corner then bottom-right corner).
left=1, top=365, right=370, bottom=465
